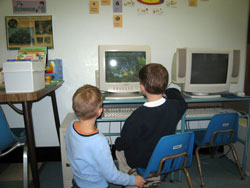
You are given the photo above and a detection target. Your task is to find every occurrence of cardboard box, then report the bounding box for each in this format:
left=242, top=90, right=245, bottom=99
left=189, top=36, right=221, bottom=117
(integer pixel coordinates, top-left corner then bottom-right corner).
left=3, top=61, right=45, bottom=93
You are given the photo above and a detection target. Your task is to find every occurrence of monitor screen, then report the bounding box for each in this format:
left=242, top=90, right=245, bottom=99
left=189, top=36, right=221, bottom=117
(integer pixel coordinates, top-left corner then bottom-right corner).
left=105, top=51, right=146, bottom=83
left=171, top=48, right=236, bottom=98
left=98, top=45, right=151, bottom=94
left=191, top=53, right=229, bottom=84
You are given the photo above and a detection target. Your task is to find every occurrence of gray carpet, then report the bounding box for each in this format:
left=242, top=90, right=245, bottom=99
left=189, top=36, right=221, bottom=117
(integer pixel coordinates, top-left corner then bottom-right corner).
left=0, top=155, right=250, bottom=188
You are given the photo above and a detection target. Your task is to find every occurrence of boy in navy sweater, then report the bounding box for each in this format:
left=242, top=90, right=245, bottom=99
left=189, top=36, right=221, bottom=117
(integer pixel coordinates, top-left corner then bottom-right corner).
left=115, top=63, right=187, bottom=185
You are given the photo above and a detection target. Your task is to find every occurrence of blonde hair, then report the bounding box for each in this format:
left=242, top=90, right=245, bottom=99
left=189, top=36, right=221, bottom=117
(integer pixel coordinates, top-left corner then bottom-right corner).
left=72, top=85, right=102, bottom=120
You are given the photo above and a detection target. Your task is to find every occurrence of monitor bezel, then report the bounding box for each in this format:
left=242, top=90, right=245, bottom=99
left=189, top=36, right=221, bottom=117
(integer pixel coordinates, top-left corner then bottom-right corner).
left=183, top=48, right=233, bottom=96
left=98, top=45, right=151, bottom=93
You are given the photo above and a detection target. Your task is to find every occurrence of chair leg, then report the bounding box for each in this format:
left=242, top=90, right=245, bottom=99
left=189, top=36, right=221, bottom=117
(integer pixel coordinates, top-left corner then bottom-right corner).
left=161, top=174, right=168, bottom=182
left=170, top=172, right=174, bottom=183
left=183, top=168, right=193, bottom=188
left=195, top=147, right=205, bottom=188
left=228, top=144, right=245, bottom=180
left=23, top=142, right=29, bottom=188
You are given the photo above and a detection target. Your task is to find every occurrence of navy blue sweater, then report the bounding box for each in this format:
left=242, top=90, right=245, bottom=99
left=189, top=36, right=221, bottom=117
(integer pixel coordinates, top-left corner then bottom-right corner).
left=115, top=88, right=187, bottom=168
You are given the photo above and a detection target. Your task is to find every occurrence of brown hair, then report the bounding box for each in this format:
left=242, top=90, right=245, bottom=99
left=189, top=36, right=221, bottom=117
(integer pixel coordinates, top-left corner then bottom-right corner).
left=72, top=85, right=102, bottom=120
left=139, top=63, right=169, bottom=94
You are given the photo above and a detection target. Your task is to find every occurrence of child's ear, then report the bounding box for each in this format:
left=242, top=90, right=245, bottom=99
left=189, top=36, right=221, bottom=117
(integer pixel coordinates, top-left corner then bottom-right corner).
left=140, top=84, right=146, bottom=94
left=98, top=107, right=103, bottom=116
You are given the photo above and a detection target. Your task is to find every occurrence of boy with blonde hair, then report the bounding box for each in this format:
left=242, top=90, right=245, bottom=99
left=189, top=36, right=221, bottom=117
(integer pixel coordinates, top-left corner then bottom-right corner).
left=66, top=85, right=145, bottom=188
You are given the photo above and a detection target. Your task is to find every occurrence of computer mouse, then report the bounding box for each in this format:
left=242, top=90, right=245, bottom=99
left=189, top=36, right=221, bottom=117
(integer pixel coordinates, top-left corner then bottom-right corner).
left=235, top=91, right=245, bottom=97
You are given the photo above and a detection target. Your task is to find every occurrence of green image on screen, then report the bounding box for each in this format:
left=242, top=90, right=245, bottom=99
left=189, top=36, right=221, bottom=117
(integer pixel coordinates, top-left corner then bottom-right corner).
left=105, top=51, right=146, bottom=83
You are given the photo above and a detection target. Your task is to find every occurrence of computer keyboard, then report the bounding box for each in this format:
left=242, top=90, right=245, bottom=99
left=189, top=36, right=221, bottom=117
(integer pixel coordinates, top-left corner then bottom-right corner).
left=186, top=108, right=237, bottom=118
left=102, top=106, right=238, bottom=119
left=105, top=93, right=145, bottom=100
left=102, top=104, right=142, bottom=119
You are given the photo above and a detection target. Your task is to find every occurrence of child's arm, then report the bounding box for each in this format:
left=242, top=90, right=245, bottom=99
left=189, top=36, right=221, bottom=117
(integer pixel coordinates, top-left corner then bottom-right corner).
left=134, top=175, right=146, bottom=188
left=165, top=88, right=183, bottom=100
left=165, top=87, right=187, bottom=116
left=94, top=135, right=139, bottom=186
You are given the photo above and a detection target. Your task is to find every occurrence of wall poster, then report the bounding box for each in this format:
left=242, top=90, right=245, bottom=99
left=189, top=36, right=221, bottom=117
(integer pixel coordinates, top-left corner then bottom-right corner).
left=5, top=16, right=53, bottom=50
left=137, top=0, right=164, bottom=5
left=12, top=0, right=47, bottom=14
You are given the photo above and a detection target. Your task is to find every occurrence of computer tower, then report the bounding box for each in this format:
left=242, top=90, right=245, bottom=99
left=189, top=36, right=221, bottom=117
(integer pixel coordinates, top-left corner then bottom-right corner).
left=226, top=118, right=250, bottom=175
left=60, top=113, right=76, bottom=188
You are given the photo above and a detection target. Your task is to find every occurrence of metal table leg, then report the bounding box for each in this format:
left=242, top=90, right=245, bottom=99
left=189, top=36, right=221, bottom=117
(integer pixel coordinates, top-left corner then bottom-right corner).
left=49, top=91, right=61, bottom=143
left=22, top=101, right=40, bottom=188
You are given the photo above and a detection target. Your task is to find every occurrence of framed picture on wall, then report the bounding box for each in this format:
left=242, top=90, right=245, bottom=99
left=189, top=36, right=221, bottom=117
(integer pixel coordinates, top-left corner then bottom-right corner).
left=5, top=16, right=53, bottom=50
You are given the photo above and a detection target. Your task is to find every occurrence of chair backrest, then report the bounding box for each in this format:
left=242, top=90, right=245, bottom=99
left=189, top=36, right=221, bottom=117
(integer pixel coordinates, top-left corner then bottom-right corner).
left=202, top=113, right=239, bottom=146
left=137, top=132, right=194, bottom=178
left=0, top=106, right=16, bottom=152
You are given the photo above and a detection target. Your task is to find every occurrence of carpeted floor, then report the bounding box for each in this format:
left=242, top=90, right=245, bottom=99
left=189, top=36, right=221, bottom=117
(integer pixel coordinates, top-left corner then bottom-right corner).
left=0, top=163, right=25, bottom=182
left=0, top=155, right=250, bottom=188
left=0, top=163, right=43, bottom=182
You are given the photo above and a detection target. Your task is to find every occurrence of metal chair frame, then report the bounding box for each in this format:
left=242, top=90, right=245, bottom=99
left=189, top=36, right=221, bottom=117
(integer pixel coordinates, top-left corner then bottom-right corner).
left=195, top=114, right=245, bottom=188
left=0, top=106, right=29, bottom=188
left=128, top=132, right=194, bottom=188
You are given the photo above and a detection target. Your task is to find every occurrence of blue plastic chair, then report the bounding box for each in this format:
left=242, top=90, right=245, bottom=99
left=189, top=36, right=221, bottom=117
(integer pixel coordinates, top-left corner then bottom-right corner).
left=128, top=132, right=194, bottom=188
left=194, top=113, right=244, bottom=187
left=0, top=106, right=28, bottom=188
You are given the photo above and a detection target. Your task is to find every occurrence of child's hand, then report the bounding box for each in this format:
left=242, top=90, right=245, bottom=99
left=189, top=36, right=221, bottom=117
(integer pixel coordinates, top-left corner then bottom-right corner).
left=134, top=175, right=146, bottom=188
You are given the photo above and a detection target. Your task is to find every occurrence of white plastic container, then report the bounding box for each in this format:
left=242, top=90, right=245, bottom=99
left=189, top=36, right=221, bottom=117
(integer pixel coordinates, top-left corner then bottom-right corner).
left=3, top=61, right=45, bottom=93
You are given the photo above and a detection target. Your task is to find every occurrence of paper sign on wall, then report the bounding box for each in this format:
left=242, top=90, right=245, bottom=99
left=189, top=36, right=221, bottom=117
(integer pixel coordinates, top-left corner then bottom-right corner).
left=12, top=0, right=47, bottom=14
left=137, top=0, right=164, bottom=5
left=166, top=0, right=177, bottom=8
left=124, top=0, right=136, bottom=6
left=189, top=0, right=197, bottom=7
left=113, top=0, right=123, bottom=13
left=113, top=14, right=123, bottom=28
left=89, top=0, right=99, bottom=14
left=101, top=0, right=111, bottom=5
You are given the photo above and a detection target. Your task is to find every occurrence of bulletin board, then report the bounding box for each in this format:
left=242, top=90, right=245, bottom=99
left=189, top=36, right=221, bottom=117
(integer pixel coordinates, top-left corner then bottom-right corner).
left=5, top=16, right=53, bottom=50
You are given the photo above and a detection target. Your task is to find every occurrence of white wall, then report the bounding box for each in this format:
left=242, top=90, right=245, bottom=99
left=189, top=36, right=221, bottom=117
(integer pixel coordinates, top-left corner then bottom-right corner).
left=0, top=0, right=249, bottom=147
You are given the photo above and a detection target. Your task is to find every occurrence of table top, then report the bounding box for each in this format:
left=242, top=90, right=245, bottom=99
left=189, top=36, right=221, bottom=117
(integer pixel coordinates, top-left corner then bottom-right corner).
left=0, top=80, right=63, bottom=103
left=102, top=95, right=250, bottom=104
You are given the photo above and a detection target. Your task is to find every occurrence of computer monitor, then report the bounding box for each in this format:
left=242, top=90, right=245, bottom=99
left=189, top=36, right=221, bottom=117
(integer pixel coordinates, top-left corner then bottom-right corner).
left=97, top=45, right=151, bottom=99
left=172, top=48, right=240, bottom=98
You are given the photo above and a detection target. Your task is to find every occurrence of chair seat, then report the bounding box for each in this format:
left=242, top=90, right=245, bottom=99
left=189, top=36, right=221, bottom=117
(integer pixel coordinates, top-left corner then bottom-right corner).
left=11, top=128, right=26, bottom=143
left=194, top=113, right=244, bottom=187
left=0, top=106, right=28, bottom=188
left=136, top=168, right=147, bottom=178
left=129, top=132, right=195, bottom=188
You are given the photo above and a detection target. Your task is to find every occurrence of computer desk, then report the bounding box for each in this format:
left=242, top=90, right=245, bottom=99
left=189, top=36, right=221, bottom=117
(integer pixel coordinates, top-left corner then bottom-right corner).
left=99, top=95, right=250, bottom=175
left=182, top=96, right=250, bottom=174
left=0, top=80, right=63, bottom=188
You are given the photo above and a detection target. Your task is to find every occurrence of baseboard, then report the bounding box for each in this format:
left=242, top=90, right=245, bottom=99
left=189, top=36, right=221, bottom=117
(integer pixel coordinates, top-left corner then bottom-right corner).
left=0, top=145, right=117, bottom=163
left=0, top=144, right=224, bottom=163
left=0, top=147, right=61, bottom=163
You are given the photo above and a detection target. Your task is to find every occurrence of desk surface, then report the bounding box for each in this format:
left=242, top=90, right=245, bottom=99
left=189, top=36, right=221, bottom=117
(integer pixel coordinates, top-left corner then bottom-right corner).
left=102, top=95, right=250, bottom=104
left=101, top=95, right=250, bottom=174
left=0, top=81, right=63, bottom=103
left=184, top=96, right=250, bottom=102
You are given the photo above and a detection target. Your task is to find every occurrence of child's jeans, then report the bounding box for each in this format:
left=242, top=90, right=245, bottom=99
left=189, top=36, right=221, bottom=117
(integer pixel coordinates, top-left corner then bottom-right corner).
left=71, top=179, right=110, bottom=188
